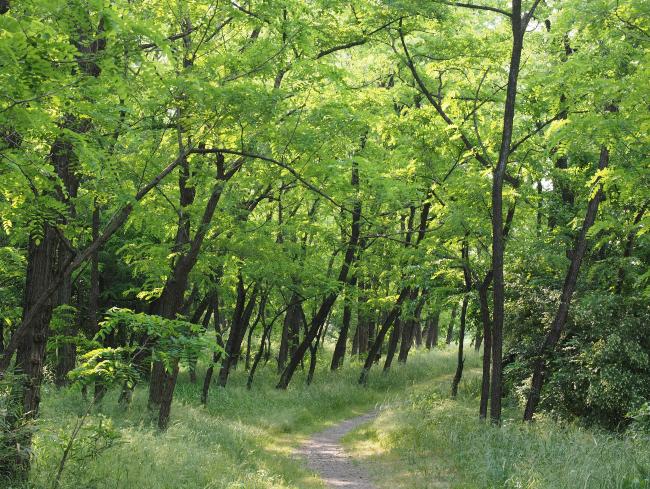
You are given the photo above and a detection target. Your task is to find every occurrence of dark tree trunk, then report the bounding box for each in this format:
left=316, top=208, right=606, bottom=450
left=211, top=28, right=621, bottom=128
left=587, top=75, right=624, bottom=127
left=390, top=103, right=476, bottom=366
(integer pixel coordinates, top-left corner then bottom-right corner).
left=425, top=313, right=439, bottom=349
left=474, top=330, right=483, bottom=352
left=413, top=321, right=423, bottom=347
left=451, top=240, right=472, bottom=398
left=451, top=296, right=468, bottom=398
left=382, top=317, right=401, bottom=372
left=359, top=287, right=410, bottom=385
left=478, top=278, right=492, bottom=419
left=151, top=160, right=228, bottom=427
left=278, top=291, right=303, bottom=372
left=445, top=305, right=458, bottom=345
left=8, top=229, right=57, bottom=477
left=523, top=146, right=610, bottom=421
left=88, top=204, right=106, bottom=401
left=201, top=293, right=223, bottom=405
left=247, top=307, right=277, bottom=389
left=331, top=280, right=356, bottom=370
left=398, top=294, right=424, bottom=363
left=48, top=128, right=81, bottom=387
left=356, top=282, right=370, bottom=356
left=217, top=277, right=259, bottom=387
left=398, top=318, right=413, bottom=363
left=490, top=1, right=526, bottom=425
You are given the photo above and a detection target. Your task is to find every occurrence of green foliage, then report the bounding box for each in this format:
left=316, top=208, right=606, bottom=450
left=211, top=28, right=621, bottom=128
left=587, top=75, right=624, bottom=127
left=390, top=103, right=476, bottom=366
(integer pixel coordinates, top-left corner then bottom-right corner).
left=68, top=348, right=138, bottom=391
left=97, top=308, right=219, bottom=372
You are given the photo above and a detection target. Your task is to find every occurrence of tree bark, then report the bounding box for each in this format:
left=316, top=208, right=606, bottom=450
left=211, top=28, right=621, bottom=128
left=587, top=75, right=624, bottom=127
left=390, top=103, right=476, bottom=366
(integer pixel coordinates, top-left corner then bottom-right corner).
left=217, top=277, right=259, bottom=387
left=425, top=313, right=439, bottom=349
left=331, top=277, right=357, bottom=370
left=382, top=317, right=401, bottom=372
left=478, top=276, right=492, bottom=419
left=451, top=240, right=472, bottom=398
left=523, top=146, right=611, bottom=421
left=445, top=305, right=458, bottom=345
left=9, top=228, right=57, bottom=477
left=490, top=0, right=526, bottom=424
left=359, top=287, right=410, bottom=385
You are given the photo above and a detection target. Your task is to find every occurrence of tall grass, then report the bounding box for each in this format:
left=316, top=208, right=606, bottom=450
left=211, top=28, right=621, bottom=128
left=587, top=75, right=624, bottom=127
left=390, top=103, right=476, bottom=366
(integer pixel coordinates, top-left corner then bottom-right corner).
left=27, top=347, right=461, bottom=489
left=343, top=353, right=650, bottom=489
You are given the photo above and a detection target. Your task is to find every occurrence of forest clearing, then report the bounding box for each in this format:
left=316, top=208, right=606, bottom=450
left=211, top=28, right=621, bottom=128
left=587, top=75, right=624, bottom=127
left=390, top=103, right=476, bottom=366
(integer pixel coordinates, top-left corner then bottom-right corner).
left=0, top=0, right=648, bottom=488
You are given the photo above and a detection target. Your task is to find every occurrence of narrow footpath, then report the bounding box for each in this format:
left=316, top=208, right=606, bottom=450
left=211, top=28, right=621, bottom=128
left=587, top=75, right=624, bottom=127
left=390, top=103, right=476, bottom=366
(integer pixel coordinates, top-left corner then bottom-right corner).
left=296, top=411, right=379, bottom=489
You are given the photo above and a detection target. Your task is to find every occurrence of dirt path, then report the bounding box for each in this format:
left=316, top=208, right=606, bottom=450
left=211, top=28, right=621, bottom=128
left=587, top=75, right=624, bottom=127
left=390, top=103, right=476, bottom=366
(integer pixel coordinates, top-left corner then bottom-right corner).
left=296, top=411, right=379, bottom=489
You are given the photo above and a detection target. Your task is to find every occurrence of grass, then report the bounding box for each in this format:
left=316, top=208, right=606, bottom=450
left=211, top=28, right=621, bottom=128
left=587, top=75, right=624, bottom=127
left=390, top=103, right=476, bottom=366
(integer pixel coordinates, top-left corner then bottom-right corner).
left=342, top=353, right=650, bottom=489
left=27, top=346, right=463, bottom=489
left=23, top=346, right=650, bottom=489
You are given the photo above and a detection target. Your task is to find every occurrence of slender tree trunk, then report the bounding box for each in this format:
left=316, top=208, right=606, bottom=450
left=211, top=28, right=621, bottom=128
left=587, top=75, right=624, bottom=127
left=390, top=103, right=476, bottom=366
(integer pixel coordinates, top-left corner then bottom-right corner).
left=523, top=146, right=611, bottom=421
left=356, top=282, right=370, bottom=356
left=445, top=305, right=458, bottom=345
left=413, top=321, right=423, bottom=347
left=474, top=331, right=483, bottom=352
left=247, top=311, right=275, bottom=389
left=331, top=281, right=356, bottom=370
left=451, top=296, right=468, bottom=398
left=425, top=313, right=439, bottom=349
left=89, top=204, right=105, bottom=401
left=359, top=287, right=410, bottom=385
left=490, top=1, right=525, bottom=424
left=217, top=277, right=259, bottom=387
left=278, top=291, right=303, bottom=372
left=201, top=293, right=222, bottom=405
left=452, top=240, right=472, bottom=398
left=383, top=317, right=401, bottom=372
left=478, top=279, right=492, bottom=419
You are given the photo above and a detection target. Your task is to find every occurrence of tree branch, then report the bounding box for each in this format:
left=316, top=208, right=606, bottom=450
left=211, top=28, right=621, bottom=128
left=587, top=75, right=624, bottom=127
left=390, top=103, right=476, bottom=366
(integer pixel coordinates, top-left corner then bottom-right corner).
left=437, top=1, right=512, bottom=18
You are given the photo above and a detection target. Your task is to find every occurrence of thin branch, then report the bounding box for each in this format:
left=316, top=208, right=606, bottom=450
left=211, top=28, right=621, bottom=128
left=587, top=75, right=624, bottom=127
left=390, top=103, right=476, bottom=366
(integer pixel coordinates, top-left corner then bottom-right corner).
left=189, top=147, right=346, bottom=212
left=509, top=112, right=564, bottom=155
left=437, top=1, right=512, bottom=18
left=315, top=17, right=403, bottom=59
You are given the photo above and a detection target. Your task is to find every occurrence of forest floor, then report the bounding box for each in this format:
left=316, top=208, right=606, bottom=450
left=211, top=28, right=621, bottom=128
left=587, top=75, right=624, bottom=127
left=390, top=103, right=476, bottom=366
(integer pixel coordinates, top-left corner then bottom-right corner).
left=28, top=347, right=650, bottom=489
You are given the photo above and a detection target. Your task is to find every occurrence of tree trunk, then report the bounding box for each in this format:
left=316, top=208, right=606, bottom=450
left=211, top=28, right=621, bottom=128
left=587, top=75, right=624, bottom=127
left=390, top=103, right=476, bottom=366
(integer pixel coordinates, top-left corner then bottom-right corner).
left=357, top=282, right=370, bottom=356
left=413, top=321, right=423, bottom=347
left=445, top=305, right=458, bottom=345
left=278, top=291, right=303, bottom=372
left=451, top=295, right=468, bottom=398
left=451, top=240, right=472, bottom=398
left=382, top=317, right=401, bottom=372
left=201, top=293, right=223, bottom=404
left=217, top=277, right=259, bottom=387
left=478, top=278, right=492, bottom=419
left=8, top=229, right=57, bottom=477
left=425, top=313, right=439, bottom=349
left=331, top=281, right=356, bottom=370
left=490, top=1, right=525, bottom=425
left=523, top=146, right=610, bottom=421
left=359, top=287, right=410, bottom=385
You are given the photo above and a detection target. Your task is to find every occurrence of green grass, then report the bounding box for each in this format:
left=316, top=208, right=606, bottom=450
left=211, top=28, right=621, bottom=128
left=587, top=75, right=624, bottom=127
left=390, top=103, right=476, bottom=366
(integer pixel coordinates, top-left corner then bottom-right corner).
left=342, top=355, right=650, bottom=489
left=27, top=347, right=463, bottom=489
left=24, top=347, right=650, bottom=489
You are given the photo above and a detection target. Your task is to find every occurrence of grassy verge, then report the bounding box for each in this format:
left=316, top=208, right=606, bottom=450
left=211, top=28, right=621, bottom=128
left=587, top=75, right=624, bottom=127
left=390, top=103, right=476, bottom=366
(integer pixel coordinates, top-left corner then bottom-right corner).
left=28, top=347, right=464, bottom=489
left=343, top=353, right=650, bottom=489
